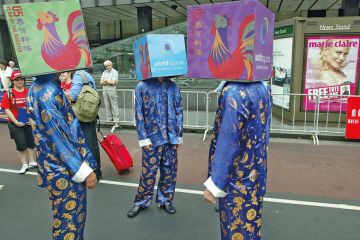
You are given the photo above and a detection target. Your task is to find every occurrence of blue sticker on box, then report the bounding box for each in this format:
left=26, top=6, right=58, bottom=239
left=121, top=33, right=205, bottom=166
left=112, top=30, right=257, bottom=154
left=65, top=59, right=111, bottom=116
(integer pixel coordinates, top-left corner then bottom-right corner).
left=134, top=34, right=187, bottom=80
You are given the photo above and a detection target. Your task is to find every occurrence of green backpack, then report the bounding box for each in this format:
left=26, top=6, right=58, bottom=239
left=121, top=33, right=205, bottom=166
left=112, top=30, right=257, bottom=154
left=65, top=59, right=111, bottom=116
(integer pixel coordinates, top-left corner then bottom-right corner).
left=72, top=73, right=101, bottom=122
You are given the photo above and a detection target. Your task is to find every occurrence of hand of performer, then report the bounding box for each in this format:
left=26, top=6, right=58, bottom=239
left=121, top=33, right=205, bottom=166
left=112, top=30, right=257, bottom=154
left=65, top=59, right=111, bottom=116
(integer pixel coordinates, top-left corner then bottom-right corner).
left=203, top=189, right=216, bottom=204
left=143, top=144, right=152, bottom=151
left=85, top=172, right=97, bottom=189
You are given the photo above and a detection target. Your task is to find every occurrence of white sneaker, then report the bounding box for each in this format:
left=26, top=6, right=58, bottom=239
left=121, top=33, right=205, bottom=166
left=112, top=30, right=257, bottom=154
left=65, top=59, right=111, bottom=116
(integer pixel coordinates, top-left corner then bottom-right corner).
left=28, top=161, right=37, bottom=169
left=19, top=164, right=29, bottom=174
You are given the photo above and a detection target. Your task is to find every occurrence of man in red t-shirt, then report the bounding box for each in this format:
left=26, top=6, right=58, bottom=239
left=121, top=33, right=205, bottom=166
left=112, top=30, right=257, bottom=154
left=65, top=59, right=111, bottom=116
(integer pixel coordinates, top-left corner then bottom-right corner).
left=1, top=70, right=37, bottom=174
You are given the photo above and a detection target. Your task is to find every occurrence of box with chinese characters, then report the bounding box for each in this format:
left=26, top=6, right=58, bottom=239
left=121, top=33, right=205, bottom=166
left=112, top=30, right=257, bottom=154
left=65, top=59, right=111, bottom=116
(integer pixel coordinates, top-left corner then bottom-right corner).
left=3, top=1, right=91, bottom=76
left=187, top=0, right=274, bottom=81
left=133, top=34, right=187, bottom=81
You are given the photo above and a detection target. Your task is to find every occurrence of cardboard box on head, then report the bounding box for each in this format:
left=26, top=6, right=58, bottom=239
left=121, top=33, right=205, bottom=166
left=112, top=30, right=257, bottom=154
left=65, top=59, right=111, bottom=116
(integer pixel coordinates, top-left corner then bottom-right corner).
left=133, top=34, right=187, bottom=81
left=3, top=0, right=92, bottom=77
left=187, top=0, right=274, bottom=81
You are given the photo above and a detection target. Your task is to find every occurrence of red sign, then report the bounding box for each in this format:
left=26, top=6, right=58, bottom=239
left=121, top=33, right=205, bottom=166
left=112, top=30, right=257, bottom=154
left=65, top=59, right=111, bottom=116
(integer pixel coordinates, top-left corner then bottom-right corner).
left=345, top=96, right=360, bottom=139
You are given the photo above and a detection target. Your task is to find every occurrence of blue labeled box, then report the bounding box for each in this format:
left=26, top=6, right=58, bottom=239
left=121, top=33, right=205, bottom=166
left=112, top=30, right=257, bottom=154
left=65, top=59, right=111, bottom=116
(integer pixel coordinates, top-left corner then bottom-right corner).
left=133, top=34, right=187, bottom=80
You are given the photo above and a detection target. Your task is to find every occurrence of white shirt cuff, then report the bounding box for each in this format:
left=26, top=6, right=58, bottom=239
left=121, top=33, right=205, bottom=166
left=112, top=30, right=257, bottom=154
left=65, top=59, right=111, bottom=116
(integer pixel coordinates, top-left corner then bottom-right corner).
left=139, top=138, right=152, bottom=147
left=178, top=137, right=183, bottom=144
left=72, top=162, right=93, bottom=183
left=204, top=177, right=228, bottom=198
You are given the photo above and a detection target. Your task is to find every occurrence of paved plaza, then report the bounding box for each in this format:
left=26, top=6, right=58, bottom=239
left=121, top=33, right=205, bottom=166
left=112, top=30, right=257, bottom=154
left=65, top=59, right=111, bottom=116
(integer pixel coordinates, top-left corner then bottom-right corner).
left=0, top=124, right=359, bottom=240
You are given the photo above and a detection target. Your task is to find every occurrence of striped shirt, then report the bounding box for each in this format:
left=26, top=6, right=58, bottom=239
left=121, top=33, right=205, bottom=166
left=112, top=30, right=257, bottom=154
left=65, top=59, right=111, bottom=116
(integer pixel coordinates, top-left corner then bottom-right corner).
left=101, top=68, right=118, bottom=90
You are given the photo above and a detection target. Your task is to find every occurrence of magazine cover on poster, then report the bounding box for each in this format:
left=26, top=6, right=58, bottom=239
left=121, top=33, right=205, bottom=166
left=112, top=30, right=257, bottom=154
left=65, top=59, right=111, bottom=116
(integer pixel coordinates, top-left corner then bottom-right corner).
left=272, top=37, right=293, bottom=109
left=3, top=0, right=92, bottom=76
left=303, top=36, right=360, bottom=112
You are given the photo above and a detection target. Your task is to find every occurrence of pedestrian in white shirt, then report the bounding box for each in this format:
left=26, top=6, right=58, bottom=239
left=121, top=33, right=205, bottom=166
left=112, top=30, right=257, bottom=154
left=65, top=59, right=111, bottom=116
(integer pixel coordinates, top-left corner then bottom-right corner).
left=0, top=60, right=8, bottom=91
left=100, top=60, right=119, bottom=126
left=5, top=61, right=16, bottom=87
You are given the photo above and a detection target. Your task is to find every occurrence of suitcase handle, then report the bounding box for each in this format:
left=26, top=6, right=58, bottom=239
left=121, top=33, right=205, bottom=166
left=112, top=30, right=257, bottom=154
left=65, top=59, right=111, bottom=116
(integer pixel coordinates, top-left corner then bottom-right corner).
left=97, top=120, right=105, bottom=139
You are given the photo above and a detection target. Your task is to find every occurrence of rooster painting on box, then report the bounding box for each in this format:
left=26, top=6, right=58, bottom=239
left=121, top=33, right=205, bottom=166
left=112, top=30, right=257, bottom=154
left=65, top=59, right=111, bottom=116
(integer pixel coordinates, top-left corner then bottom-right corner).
left=187, top=0, right=274, bottom=81
left=3, top=0, right=92, bottom=76
left=37, top=10, right=91, bottom=71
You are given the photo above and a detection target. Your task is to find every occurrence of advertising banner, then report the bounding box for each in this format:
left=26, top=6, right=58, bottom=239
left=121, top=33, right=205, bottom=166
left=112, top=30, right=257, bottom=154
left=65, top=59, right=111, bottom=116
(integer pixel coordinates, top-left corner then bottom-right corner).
left=3, top=0, right=92, bottom=76
left=187, top=0, right=274, bottom=81
left=134, top=34, right=187, bottom=81
left=303, top=36, right=360, bottom=112
left=272, top=37, right=293, bottom=109
left=345, top=96, right=360, bottom=139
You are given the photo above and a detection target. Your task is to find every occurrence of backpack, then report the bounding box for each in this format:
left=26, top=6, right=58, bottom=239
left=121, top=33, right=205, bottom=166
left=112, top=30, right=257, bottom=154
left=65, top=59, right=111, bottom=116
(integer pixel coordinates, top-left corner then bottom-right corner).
left=72, top=72, right=101, bottom=122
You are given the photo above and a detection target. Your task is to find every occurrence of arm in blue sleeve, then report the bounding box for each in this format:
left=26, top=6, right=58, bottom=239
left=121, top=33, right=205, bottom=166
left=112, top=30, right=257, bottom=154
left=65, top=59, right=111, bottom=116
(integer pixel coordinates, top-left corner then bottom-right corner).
left=68, top=74, right=83, bottom=101
left=134, top=84, right=150, bottom=147
left=265, top=83, right=272, bottom=148
left=39, top=93, right=95, bottom=180
left=175, top=86, right=183, bottom=141
left=208, top=90, right=243, bottom=193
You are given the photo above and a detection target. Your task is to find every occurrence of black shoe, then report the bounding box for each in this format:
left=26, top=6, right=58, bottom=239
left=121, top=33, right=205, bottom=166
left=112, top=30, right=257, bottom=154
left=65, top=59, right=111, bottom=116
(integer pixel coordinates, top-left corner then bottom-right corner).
left=127, top=205, right=142, bottom=218
left=160, top=204, right=176, bottom=214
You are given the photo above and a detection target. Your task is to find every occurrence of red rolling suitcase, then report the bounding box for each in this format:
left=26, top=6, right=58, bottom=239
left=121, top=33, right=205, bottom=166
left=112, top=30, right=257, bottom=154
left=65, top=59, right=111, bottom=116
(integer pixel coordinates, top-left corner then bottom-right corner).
left=98, top=130, right=133, bottom=173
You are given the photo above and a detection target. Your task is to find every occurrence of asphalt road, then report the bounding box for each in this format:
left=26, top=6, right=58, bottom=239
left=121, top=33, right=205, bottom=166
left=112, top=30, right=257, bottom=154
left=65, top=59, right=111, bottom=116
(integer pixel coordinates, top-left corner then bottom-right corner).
left=0, top=125, right=359, bottom=240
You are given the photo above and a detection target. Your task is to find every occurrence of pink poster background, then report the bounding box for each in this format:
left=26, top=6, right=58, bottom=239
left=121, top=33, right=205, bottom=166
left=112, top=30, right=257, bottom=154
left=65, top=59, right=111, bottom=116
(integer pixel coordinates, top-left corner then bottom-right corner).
left=303, top=36, right=360, bottom=112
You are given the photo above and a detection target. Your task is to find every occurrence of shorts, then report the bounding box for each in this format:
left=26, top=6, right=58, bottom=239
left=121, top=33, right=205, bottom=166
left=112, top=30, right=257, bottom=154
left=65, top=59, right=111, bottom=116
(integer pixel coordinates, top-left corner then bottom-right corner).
left=8, top=122, right=35, bottom=151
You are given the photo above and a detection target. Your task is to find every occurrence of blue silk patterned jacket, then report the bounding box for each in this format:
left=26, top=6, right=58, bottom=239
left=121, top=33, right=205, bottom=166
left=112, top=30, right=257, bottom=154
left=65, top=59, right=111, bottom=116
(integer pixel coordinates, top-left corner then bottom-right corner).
left=135, top=78, right=183, bottom=147
left=205, top=81, right=272, bottom=198
left=27, top=77, right=97, bottom=188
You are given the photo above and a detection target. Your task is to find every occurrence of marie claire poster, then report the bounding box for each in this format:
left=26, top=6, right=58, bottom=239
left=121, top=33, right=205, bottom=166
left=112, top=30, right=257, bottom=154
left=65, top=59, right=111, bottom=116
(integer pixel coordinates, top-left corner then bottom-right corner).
left=3, top=0, right=92, bottom=76
left=303, top=36, right=360, bottom=112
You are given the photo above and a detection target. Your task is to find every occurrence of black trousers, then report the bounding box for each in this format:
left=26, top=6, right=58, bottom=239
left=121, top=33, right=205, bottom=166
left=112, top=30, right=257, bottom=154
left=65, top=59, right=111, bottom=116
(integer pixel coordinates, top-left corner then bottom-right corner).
left=8, top=122, right=35, bottom=151
left=79, top=119, right=101, bottom=176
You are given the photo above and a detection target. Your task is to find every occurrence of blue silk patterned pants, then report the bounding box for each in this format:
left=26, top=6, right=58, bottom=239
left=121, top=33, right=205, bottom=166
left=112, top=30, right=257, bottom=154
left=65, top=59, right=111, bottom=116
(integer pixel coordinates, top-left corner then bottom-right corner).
left=48, top=179, right=87, bottom=240
left=134, top=144, right=178, bottom=207
left=219, top=189, right=264, bottom=240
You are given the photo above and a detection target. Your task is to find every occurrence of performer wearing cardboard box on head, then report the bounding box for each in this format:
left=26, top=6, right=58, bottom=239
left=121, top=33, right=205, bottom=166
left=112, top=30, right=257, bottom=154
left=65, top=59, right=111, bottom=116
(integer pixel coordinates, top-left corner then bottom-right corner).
left=186, top=1, right=274, bottom=239
left=127, top=76, right=183, bottom=218
left=127, top=34, right=186, bottom=218
left=204, top=81, right=272, bottom=240
left=27, top=74, right=98, bottom=240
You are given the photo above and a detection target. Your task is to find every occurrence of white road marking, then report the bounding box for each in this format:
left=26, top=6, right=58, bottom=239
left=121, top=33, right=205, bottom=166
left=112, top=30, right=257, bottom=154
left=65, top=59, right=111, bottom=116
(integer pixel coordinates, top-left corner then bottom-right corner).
left=0, top=168, right=359, bottom=211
